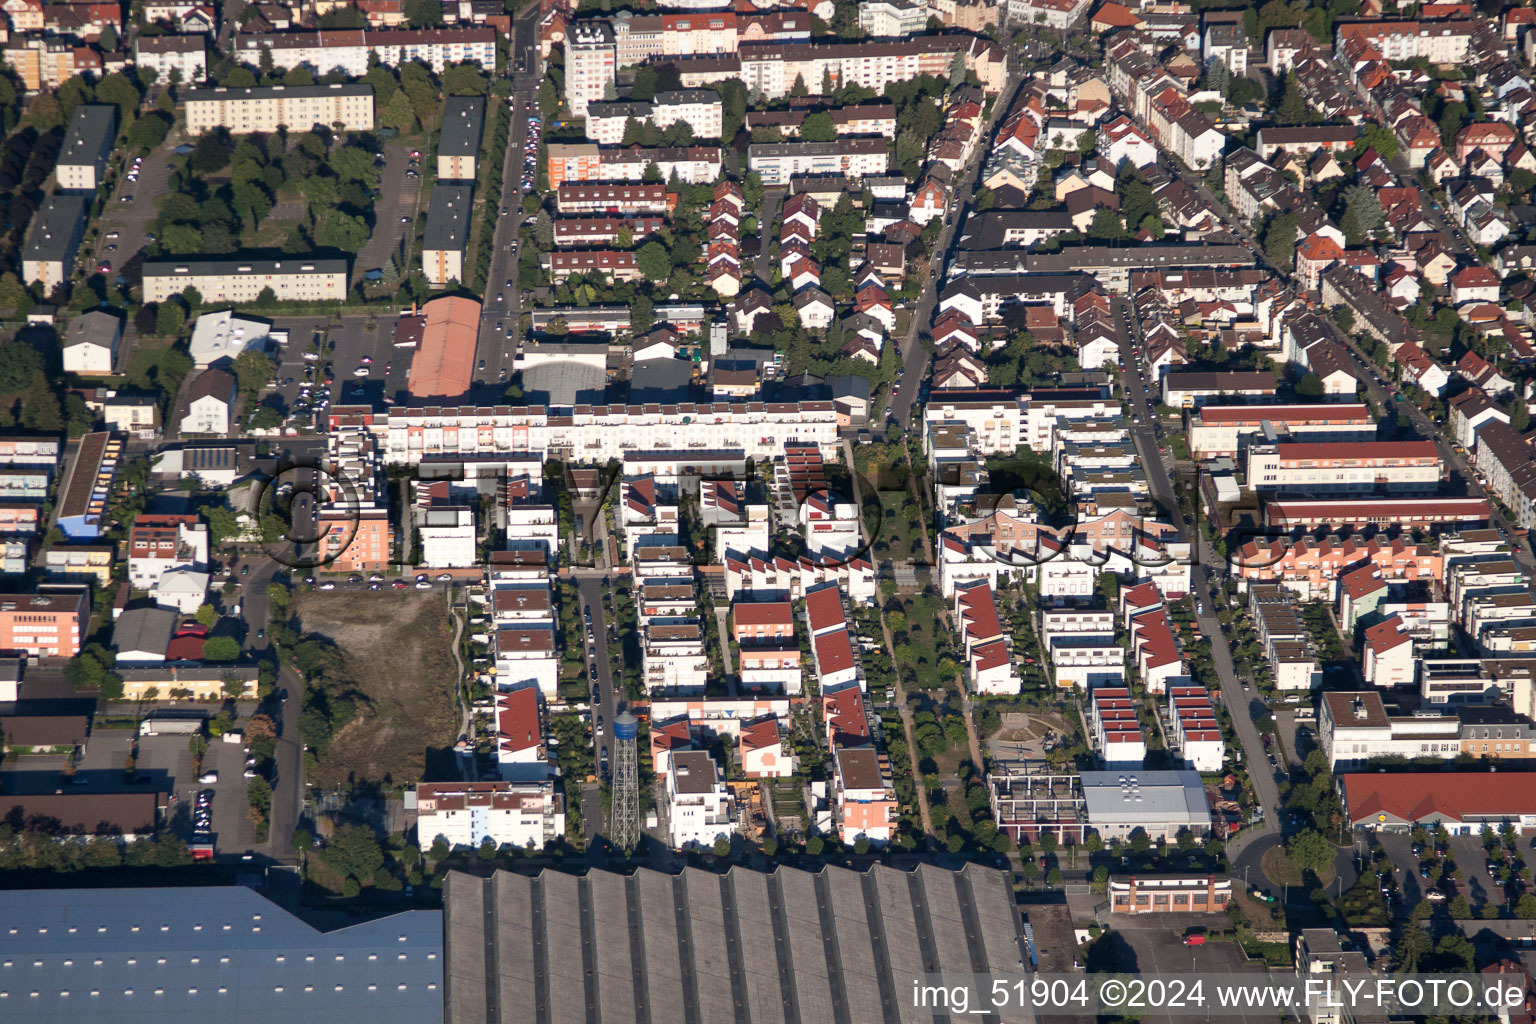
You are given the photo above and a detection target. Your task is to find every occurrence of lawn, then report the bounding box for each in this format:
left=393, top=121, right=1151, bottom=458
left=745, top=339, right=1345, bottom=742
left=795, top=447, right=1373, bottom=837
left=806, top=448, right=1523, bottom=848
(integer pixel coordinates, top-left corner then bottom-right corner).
left=243, top=216, right=299, bottom=249
left=295, top=590, right=460, bottom=788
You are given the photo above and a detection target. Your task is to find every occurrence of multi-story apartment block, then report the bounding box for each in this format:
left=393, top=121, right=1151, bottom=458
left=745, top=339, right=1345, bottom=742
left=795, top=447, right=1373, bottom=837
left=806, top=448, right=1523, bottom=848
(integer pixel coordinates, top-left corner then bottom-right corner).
left=142, top=258, right=348, bottom=303
left=136, top=33, right=208, bottom=83
left=1189, top=403, right=1375, bottom=459
left=953, top=578, right=1020, bottom=695
left=1090, top=687, right=1146, bottom=768
left=666, top=749, right=735, bottom=848
left=857, top=0, right=927, bottom=37
left=128, top=514, right=210, bottom=589
left=1245, top=440, right=1441, bottom=495
left=1233, top=535, right=1442, bottom=600
left=345, top=399, right=839, bottom=465
left=1334, top=19, right=1474, bottom=64
left=56, top=104, right=116, bottom=192
left=747, top=138, right=890, bottom=185
left=1167, top=685, right=1223, bottom=771
left=0, top=590, right=90, bottom=658
left=1319, top=690, right=1460, bottom=769
left=438, top=95, right=485, bottom=181
left=565, top=20, right=615, bottom=119
left=652, top=90, right=723, bottom=138
left=22, top=193, right=88, bottom=292
left=832, top=745, right=897, bottom=844
left=413, top=781, right=565, bottom=852
left=235, top=27, right=496, bottom=77
left=422, top=183, right=472, bottom=287
left=184, top=84, right=375, bottom=136
left=1006, top=0, right=1089, bottom=29
left=555, top=182, right=670, bottom=215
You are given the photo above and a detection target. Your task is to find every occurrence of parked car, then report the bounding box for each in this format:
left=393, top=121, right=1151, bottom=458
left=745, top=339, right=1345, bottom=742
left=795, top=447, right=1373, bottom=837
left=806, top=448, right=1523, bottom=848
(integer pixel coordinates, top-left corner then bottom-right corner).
left=198, top=771, right=219, bottom=784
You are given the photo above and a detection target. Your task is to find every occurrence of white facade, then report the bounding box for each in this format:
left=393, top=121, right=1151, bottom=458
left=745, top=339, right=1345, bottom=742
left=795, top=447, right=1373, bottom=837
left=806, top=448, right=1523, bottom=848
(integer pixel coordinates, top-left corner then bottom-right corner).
left=180, top=392, right=231, bottom=436
left=419, top=506, right=477, bottom=568
left=413, top=781, right=565, bottom=852
left=857, top=0, right=927, bottom=37
left=666, top=751, right=735, bottom=848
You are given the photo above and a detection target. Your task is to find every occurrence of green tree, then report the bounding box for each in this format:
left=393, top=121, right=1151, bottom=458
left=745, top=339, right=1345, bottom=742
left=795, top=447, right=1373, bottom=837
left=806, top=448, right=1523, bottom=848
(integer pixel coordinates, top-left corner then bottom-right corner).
left=93, top=72, right=141, bottom=125
left=1286, top=829, right=1334, bottom=876
left=1277, top=72, right=1313, bottom=125
left=442, top=62, right=488, bottom=96
left=202, top=636, right=241, bottom=662
left=636, top=241, right=672, bottom=281
left=800, top=111, right=836, bottom=143
left=1086, top=207, right=1126, bottom=242
left=1329, top=305, right=1355, bottom=332
left=789, top=73, right=809, bottom=97
left=1263, top=212, right=1298, bottom=271
left=1509, top=399, right=1531, bottom=433
left=631, top=66, right=658, bottom=102
left=1294, top=371, right=1324, bottom=398
left=128, top=110, right=171, bottom=149
left=194, top=603, right=218, bottom=628
left=713, top=836, right=731, bottom=857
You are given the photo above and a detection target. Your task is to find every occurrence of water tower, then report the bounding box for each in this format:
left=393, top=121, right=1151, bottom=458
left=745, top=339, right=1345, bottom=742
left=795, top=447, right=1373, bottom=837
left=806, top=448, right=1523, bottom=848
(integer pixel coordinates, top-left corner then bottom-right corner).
left=610, top=711, right=641, bottom=852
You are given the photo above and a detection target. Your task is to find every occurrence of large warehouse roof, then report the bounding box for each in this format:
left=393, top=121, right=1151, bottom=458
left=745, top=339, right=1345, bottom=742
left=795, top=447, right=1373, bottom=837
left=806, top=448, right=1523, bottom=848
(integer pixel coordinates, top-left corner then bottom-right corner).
left=445, top=863, right=1026, bottom=1024
left=0, top=885, right=444, bottom=1024
left=1080, top=770, right=1210, bottom=823
left=408, top=294, right=481, bottom=399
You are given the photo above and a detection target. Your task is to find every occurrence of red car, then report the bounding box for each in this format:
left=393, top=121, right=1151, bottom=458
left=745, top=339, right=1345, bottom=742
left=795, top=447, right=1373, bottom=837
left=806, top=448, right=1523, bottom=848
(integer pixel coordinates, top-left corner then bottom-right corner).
left=391, top=580, right=408, bottom=589
left=96, top=261, right=111, bottom=273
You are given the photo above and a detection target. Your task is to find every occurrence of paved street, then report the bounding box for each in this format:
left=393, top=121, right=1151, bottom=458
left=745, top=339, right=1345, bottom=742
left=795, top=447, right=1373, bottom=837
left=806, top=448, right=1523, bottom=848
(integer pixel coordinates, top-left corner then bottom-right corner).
left=474, top=4, right=543, bottom=389
left=889, top=74, right=1023, bottom=427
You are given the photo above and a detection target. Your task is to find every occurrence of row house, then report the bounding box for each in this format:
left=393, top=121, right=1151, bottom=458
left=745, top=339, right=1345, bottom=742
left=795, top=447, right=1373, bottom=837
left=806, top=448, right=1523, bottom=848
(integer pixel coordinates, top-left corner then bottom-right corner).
left=1090, top=687, right=1145, bottom=768
left=806, top=582, right=862, bottom=692
left=1042, top=608, right=1124, bottom=690
left=1167, top=685, right=1223, bottom=772
left=952, top=578, right=1020, bottom=695
left=1233, top=534, right=1443, bottom=601
left=732, top=600, right=801, bottom=695
left=1248, top=586, right=1323, bottom=691
left=1188, top=402, right=1375, bottom=460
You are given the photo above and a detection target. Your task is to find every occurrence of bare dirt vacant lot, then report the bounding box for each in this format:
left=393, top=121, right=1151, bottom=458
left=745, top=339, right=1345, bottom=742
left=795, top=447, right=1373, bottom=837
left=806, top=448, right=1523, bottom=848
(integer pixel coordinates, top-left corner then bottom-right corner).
left=296, top=591, right=459, bottom=788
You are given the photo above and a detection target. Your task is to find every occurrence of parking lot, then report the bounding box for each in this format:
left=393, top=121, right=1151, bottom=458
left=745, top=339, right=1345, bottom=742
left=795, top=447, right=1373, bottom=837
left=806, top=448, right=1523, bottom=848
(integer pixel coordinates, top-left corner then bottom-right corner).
left=354, top=141, right=427, bottom=287
left=3, top=728, right=257, bottom=857
left=258, top=314, right=414, bottom=427
left=91, top=141, right=178, bottom=283
left=1366, top=830, right=1534, bottom=917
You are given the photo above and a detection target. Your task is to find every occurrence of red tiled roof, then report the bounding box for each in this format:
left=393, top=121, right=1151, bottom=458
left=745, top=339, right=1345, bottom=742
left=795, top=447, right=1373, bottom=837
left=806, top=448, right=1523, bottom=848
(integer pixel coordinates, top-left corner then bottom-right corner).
left=497, top=686, right=541, bottom=754
left=1364, top=614, right=1412, bottom=655
left=814, top=629, right=855, bottom=676
left=805, top=581, right=845, bottom=632
left=733, top=600, right=793, bottom=627
left=1343, top=771, right=1536, bottom=824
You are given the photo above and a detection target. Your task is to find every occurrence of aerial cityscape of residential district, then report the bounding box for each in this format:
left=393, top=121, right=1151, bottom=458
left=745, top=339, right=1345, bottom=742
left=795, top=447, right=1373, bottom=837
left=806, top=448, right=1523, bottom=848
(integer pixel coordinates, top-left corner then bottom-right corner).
left=17, top=0, right=1536, bottom=1019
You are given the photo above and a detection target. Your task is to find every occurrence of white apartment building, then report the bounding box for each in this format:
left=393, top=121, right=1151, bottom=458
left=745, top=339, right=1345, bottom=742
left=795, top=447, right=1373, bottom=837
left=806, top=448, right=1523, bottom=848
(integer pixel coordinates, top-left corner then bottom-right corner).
left=413, top=781, right=564, bottom=852
left=1245, top=441, right=1442, bottom=495
left=1090, top=687, right=1146, bottom=769
left=418, top=505, right=477, bottom=567
left=235, top=27, right=497, bottom=77
left=1006, top=0, right=1090, bottom=30
left=1048, top=633, right=1125, bottom=689
left=183, top=83, right=375, bottom=135
left=56, top=104, right=116, bottom=192
left=1167, top=685, right=1224, bottom=772
left=142, top=258, right=349, bottom=304
left=747, top=139, right=890, bottom=185
left=1189, top=404, right=1376, bottom=460
left=495, top=623, right=559, bottom=696
left=359, top=400, right=840, bottom=466
left=653, top=90, right=723, bottom=139
left=565, top=21, right=615, bottom=119
left=1318, top=690, right=1460, bottom=770
left=128, top=515, right=209, bottom=589
left=953, top=578, right=1020, bottom=695
left=645, top=619, right=709, bottom=693
left=61, top=311, right=122, bottom=375
left=666, top=749, right=735, bottom=848
left=857, top=0, right=927, bottom=37
left=135, top=33, right=207, bottom=83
